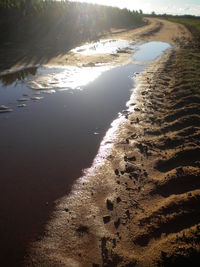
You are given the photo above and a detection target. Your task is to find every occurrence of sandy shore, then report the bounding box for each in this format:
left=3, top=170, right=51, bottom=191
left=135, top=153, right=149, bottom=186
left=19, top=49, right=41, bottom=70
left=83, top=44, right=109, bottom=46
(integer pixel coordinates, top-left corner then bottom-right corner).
left=25, top=19, right=200, bottom=266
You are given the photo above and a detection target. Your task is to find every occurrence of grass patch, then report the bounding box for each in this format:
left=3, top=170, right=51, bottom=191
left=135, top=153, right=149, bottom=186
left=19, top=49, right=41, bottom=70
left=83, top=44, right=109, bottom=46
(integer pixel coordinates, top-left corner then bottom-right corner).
left=156, top=15, right=200, bottom=34
left=168, top=17, right=200, bottom=33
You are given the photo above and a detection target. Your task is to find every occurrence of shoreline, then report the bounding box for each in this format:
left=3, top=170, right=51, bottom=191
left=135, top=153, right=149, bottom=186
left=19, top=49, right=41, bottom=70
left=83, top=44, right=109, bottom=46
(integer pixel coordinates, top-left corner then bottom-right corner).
left=25, top=19, right=200, bottom=266
left=0, top=18, right=191, bottom=77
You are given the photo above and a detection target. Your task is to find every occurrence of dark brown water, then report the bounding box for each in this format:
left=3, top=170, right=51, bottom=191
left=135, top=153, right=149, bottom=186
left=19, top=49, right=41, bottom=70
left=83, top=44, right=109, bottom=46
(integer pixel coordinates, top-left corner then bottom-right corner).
left=0, top=41, right=170, bottom=266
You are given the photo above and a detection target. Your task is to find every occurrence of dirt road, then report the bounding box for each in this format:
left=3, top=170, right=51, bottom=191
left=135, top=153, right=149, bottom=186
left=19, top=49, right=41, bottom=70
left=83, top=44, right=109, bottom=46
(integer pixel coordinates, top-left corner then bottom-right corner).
left=26, top=19, right=200, bottom=267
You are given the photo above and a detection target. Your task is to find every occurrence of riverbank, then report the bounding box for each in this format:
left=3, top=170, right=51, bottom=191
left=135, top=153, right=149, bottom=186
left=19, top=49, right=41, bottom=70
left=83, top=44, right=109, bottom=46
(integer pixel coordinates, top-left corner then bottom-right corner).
left=25, top=19, right=200, bottom=266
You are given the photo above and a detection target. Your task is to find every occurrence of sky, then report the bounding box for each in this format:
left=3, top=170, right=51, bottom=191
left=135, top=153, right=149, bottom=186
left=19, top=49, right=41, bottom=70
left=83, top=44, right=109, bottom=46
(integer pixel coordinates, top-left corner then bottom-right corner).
left=70, top=0, right=200, bottom=16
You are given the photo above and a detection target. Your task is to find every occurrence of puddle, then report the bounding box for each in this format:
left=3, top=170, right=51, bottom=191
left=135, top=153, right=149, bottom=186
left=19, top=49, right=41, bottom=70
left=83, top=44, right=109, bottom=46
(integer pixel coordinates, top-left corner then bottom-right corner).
left=0, top=40, right=171, bottom=266
left=0, top=61, right=144, bottom=266
left=71, top=39, right=131, bottom=55
left=133, top=41, right=171, bottom=62
left=28, top=65, right=111, bottom=90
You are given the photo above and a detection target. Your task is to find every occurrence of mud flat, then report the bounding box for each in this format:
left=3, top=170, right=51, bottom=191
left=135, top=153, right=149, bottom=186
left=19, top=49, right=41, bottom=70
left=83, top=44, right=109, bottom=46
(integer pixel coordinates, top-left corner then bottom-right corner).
left=25, top=20, right=200, bottom=267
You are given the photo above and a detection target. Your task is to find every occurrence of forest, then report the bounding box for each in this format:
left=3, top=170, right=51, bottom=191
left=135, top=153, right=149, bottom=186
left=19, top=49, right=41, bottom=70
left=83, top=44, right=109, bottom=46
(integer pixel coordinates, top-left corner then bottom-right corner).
left=0, top=0, right=144, bottom=52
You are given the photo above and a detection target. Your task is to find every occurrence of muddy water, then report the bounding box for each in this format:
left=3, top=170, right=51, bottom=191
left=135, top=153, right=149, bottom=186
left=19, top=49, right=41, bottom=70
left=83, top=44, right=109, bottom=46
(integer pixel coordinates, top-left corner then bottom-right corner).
left=0, top=41, right=170, bottom=266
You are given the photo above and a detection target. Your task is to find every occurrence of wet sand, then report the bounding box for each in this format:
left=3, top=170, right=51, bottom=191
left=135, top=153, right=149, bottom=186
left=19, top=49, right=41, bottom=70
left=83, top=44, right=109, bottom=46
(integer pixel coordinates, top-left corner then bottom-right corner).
left=24, top=19, right=200, bottom=266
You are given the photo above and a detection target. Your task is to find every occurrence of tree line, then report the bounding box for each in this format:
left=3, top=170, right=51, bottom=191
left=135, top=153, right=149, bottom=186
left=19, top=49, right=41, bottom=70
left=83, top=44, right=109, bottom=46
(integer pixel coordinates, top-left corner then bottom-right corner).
left=0, top=0, right=144, bottom=51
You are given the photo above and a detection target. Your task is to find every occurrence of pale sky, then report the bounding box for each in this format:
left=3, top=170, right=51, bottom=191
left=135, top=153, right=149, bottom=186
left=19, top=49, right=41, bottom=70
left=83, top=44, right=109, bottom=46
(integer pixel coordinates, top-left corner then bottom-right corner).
left=70, top=0, right=200, bottom=16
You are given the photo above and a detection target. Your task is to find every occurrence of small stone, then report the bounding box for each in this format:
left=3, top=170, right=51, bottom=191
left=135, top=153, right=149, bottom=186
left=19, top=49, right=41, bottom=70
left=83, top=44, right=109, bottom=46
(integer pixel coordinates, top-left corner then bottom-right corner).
left=116, top=197, right=121, bottom=203
left=134, top=107, right=141, bottom=111
left=103, top=215, right=111, bottom=224
left=106, top=199, right=113, bottom=211
left=112, top=238, right=116, bottom=248
left=114, top=218, right=120, bottom=229
left=128, top=156, right=136, bottom=162
left=131, top=133, right=137, bottom=139
left=132, top=172, right=139, bottom=179
left=126, top=210, right=130, bottom=219
left=76, top=225, right=89, bottom=234
left=115, top=169, right=119, bottom=176
left=124, top=156, right=128, bottom=162
left=125, top=166, right=135, bottom=173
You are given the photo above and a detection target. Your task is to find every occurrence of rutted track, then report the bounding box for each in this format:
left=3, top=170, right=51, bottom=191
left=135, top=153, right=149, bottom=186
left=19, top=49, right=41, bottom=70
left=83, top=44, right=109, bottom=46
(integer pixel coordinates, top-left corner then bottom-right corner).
left=26, top=20, right=199, bottom=267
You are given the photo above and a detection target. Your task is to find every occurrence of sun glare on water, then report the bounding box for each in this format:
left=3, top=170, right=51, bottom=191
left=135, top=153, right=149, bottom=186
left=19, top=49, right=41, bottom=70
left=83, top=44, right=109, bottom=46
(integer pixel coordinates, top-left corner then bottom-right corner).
left=28, top=65, right=111, bottom=91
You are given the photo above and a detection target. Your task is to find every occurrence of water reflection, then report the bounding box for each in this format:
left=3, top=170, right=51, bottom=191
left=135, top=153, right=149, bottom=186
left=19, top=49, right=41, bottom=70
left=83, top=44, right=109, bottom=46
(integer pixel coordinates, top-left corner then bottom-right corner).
left=28, top=65, right=111, bottom=90
left=0, top=41, right=171, bottom=111
left=133, top=41, right=171, bottom=62
left=0, top=67, right=38, bottom=86
left=71, top=39, right=131, bottom=55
